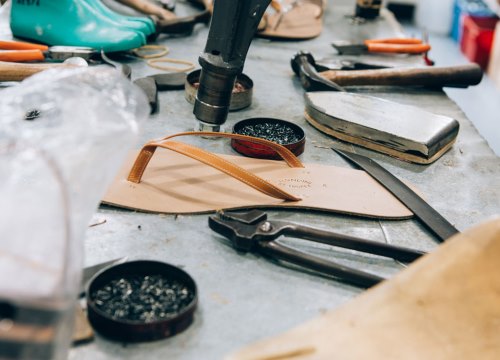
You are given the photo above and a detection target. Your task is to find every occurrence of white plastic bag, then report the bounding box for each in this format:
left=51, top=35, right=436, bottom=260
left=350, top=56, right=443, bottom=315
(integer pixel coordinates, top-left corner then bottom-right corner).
left=0, top=67, right=148, bottom=359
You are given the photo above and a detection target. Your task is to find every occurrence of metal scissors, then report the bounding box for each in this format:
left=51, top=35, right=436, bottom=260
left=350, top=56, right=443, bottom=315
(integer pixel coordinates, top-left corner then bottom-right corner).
left=209, top=210, right=426, bottom=288
left=332, top=37, right=431, bottom=55
left=0, top=40, right=99, bottom=62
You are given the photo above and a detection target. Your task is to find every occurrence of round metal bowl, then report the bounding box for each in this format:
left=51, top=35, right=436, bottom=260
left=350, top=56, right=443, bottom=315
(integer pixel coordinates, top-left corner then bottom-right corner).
left=231, top=117, right=306, bottom=160
left=185, top=69, right=253, bottom=111
left=86, top=260, right=198, bottom=343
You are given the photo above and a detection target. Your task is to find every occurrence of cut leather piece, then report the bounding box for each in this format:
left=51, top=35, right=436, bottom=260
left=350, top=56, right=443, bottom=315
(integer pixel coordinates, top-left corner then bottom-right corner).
left=257, top=0, right=324, bottom=40
left=102, top=132, right=412, bottom=218
left=227, top=218, right=500, bottom=360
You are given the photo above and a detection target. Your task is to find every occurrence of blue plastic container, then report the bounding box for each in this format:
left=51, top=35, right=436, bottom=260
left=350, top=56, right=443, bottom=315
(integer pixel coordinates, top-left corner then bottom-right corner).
left=452, top=0, right=496, bottom=42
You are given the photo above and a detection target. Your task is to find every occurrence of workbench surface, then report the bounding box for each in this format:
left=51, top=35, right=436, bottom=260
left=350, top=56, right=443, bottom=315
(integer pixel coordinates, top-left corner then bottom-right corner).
left=6, top=3, right=494, bottom=359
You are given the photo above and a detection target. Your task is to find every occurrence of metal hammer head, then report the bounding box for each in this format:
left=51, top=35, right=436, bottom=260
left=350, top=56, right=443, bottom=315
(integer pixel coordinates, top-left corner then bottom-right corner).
left=290, top=51, right=346, bottom=92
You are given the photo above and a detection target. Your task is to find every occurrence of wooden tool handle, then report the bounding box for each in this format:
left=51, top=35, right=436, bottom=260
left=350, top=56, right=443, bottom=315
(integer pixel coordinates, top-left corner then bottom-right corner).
left=320, top=64, right=483, bottom=88
left=0, top=61, right=76, bottom=81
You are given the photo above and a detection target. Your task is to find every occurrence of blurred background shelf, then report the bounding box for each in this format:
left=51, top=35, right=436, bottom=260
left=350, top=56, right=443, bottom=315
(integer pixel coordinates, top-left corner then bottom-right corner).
left=483, top=0, right=500, bottom=16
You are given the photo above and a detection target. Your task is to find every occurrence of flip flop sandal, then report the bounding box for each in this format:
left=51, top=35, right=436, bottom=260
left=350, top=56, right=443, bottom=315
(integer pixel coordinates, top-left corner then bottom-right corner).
left=257, top=0, right=325, bottom=40
left=102, top=132, right=412, bottom=218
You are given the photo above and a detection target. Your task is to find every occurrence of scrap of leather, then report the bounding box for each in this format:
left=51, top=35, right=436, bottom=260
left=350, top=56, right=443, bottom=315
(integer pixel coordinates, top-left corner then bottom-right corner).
left=102, top=132, right=413, bottom=218
left=227, top=217, right=500, bottom=360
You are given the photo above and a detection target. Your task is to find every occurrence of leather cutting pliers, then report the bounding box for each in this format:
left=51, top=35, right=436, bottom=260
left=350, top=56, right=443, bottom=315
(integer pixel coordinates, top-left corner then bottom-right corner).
left=332, top=37, right=431, bottom=55
left=209, top=210, right=426, bottom=288
left=0, top=40, right=99, bottom=62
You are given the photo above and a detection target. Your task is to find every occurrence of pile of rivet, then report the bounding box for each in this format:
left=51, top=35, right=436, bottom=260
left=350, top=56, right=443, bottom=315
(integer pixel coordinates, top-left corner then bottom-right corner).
left=91, top=274, right=194, bottom=323
left=236, top=122, right=301, bottom=145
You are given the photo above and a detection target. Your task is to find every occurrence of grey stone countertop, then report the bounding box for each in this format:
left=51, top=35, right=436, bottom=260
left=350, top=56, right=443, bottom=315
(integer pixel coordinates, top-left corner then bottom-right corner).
left=70, top=4, right=499, bottom=360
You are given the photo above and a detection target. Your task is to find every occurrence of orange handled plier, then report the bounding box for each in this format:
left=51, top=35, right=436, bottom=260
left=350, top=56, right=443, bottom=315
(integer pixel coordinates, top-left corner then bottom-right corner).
left=332, top=37, right=431, bottom=55
left=0, top=40, right=98, bottom=62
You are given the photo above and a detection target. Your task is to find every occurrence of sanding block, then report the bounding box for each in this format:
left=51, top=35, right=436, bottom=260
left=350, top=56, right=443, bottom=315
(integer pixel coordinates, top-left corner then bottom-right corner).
left=305, top=92, right=459, bottom=164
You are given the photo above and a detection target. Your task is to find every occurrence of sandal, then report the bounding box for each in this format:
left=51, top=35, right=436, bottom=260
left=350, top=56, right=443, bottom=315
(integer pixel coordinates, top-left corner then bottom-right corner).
left=256, top=0, right=325, bottom=40
left=102, top=132, right=413, bottom=218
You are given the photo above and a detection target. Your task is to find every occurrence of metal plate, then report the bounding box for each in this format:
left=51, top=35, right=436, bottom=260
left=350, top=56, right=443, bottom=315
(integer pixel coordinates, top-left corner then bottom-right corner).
left=305, top=91, right=459, bottom=161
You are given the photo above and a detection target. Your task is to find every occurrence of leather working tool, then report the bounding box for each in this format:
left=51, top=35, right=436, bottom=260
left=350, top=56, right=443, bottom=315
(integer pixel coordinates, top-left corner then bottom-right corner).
left=305, top=92, right=459, bottom=164
left=307, top=57, right=391, bottom=72
left=193, top=0, right=271, bottom=131
left=186, top=69, right=254, bottom=111
left=333, top=149, right=460, bottom=242
left=291, top=51, right=483, bottom=91
left=0, top=40, right=100, bottom=62
left=227, top=220, right=500, bottom=360
left=332, top=38, right=431, bottom=55
left=292, top=51, right=347, bottom=92
left=209, top=210, right=425, bottom=288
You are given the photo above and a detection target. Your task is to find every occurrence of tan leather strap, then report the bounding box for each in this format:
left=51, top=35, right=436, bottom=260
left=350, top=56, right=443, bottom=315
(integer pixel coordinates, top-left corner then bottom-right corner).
left=127, top=132, right=304, bottom=201
left=269, top=0, right=324, bottom=19
left=158, top=131, right=305, bottom=168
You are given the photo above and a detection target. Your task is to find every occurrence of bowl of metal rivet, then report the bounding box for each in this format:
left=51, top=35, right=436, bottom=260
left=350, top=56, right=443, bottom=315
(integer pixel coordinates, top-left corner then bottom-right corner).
left=86, top=260, right=197, bottom=342
left=232, top=117, right=306, bottom=159
left=185, top=69, right=253, bottom=111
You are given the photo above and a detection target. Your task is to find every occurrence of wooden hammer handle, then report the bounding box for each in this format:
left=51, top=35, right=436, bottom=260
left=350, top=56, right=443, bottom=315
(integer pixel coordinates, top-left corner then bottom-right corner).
left=0, top=61, right=76, bottom=81
left=320, top=64, right=483, bottom=88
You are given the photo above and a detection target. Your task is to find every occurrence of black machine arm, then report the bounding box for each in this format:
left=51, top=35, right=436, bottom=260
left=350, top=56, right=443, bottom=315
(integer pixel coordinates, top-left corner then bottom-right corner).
left=193, top=0, right=271, bottom=130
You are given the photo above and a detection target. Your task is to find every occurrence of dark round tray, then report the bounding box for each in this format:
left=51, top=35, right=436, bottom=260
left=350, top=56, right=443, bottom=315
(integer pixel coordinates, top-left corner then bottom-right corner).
left=185, top=69, right=253, bottom=111
left=232, top=117, right=305, bottom=160
left=86, top=260, right=198, bottom=343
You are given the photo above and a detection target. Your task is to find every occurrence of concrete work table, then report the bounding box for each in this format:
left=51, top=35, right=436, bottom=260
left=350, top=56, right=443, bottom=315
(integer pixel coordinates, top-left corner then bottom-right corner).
left=68, top=5, right=499, bottom=360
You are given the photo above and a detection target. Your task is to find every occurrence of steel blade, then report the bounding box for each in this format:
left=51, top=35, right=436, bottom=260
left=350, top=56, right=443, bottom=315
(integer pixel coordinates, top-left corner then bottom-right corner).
left=331, top=43, right=368, bottom=55
left=332, top=148, right=459, bottom=242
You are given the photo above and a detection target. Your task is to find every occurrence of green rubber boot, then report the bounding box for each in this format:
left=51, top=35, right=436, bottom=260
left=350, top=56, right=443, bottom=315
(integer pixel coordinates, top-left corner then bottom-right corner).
left=84, top=0, right=156, bottom=36
left=10, top=0, right=146, bottom=52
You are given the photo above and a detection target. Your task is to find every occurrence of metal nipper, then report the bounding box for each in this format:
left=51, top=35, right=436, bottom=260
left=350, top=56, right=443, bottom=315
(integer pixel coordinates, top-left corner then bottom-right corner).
left=209, top=210, right=426, bottom=288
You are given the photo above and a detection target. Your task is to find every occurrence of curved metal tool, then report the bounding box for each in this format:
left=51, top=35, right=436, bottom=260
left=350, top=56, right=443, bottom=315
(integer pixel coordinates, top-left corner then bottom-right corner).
left=291, top=51, right=347, bottom=92
left=332, top=149, right=460, bottom=242
left=100, top=50, right=132, bottom=79
left=209, top=210, right=425, bottom=288
left=291, top=50, right=483, bottom=91
left=193, top=0, right=271, bottom=130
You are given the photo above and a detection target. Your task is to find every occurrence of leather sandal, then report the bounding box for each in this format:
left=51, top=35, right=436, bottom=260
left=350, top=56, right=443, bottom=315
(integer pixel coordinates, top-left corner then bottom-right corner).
left=102, top=131, right=413, bottom=218
left=256, top=0, right=325, bottom=40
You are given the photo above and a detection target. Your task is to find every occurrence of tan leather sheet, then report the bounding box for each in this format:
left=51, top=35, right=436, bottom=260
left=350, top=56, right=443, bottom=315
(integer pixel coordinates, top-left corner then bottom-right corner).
left=102, top=149, right=412, bottom=218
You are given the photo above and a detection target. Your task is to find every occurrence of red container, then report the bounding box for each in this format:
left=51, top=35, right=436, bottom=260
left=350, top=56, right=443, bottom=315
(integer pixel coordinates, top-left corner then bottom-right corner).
left=231, top=118, right=305, bottom=160
left=460, top=15, right=498, bottom=69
